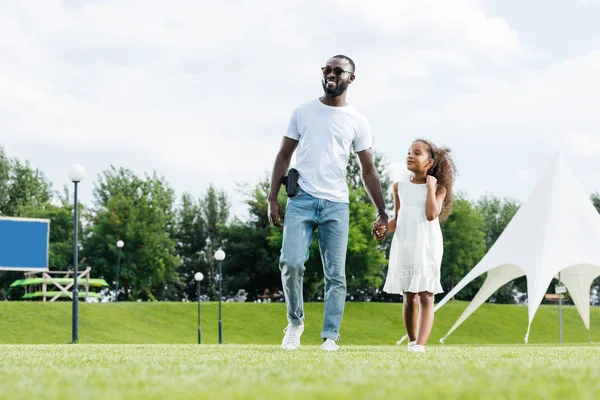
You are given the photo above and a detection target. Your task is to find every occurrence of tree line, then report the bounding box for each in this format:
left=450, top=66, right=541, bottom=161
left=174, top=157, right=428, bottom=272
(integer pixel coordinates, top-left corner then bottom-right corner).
left=1, top=145, right=599, bottom=303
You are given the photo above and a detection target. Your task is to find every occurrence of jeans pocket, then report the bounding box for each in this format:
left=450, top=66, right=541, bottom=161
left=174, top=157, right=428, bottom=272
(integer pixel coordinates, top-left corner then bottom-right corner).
left=292, top=186, right=305, bottom=199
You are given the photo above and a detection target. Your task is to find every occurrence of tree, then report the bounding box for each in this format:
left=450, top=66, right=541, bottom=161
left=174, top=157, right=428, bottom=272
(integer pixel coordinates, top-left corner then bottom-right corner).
left=175, top=185, right=230, bottom=301
left=0, top=147, right=54, bottom=300
left=592, top=192, right=600, bottom=213
left=0, top=148, right=9, bottom=211
left=18, top=189, right=76, bottom=270
left=0, top=147, right=52, bottom=217
left=475, top=194, right=522, bottom=303
left=438, top=194, right=487, bottom=301
left=346, top=150, right=393, bottom=209
left=221, top=179, right=284, bottom=301
left=201, top=185, right=230, bottom=300
left=82, top=166, right=181, bottom=301
left=346, top=150, right=397, bottom=300
left=174, top=193, right=207, bottom=301
left=344, top=187, right=388, bottom=300
left=476, top=194, right=520, bottom=251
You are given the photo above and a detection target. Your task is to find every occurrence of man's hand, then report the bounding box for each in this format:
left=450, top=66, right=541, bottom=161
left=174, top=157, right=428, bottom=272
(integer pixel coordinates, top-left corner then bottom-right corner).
left=267, top=137, right=298, bottom=229
left=268, top=200, right=284, bottom=228
left=372, top=215, right=388, bottom=241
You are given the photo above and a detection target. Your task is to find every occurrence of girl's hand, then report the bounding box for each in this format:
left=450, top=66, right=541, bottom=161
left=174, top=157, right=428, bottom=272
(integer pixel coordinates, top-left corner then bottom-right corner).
left=372, top=217, right=388, bottom=241
left=426, top=175, right=437, bottom=189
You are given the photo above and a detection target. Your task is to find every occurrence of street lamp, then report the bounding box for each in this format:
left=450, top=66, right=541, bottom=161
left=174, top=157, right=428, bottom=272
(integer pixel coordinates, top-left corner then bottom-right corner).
left=214, top=249, right=225, bottom=344
left=555, top=271, right=566, bottom=344
left=68, top=164, right=85, bottom=344
left=194, top=272, right=204, bottom=344
left=115, top=240, right=124, bottom=302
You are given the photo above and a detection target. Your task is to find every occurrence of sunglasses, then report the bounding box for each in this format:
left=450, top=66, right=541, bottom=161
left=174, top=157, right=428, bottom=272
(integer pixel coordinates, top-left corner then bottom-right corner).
left=321, top=66, right=353, bottom=76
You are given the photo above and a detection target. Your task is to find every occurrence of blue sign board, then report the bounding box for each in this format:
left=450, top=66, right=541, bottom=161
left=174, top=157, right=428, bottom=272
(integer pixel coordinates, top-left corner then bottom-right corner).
left=0, top=217, right=50, bottom=271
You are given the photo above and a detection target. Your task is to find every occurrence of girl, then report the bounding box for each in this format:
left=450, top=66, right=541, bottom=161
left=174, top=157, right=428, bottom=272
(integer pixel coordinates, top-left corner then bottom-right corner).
left=381, top=138, right=457, bottom=353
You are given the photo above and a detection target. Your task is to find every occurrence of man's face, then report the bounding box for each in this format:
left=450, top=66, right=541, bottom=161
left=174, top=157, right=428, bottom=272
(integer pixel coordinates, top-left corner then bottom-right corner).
left=321, top=58, right=354, bottom=97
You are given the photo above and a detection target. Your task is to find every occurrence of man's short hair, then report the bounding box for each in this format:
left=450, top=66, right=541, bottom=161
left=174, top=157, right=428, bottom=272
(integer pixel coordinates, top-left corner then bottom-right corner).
left=331, top=54, right=355, bottom=73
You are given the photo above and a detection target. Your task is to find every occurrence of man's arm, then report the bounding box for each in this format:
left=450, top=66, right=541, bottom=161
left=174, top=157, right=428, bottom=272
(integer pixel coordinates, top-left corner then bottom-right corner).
left=356, top=148, right=388, bottom=241
left=267, top=136, right=298, bottom=227
left=356, top=148, right=386, bottom=212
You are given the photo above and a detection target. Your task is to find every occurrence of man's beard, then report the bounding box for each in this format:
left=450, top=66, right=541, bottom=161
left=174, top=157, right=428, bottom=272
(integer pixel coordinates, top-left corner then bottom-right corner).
left=322, top=79, right=348, bottom=97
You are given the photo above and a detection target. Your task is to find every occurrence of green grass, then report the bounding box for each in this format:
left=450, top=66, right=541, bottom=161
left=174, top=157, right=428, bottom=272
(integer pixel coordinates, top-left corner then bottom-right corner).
left=1, top=301, right=599, bottom=345
left=2, top=302, right=600, bottom=398
left=0, top=344, right=599, bottom=399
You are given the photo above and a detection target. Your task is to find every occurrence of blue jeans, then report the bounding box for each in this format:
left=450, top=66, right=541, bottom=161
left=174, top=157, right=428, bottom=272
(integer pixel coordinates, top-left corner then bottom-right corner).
left=279, top=187, right=349, bottom=341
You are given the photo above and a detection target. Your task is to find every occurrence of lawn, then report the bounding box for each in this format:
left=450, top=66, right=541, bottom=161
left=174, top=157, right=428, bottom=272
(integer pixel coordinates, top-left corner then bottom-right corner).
left=0, top=344, right=598, bottom=399
left=2, top=301, right=600, bottom=399
left=1, top=301, right=599, bottom=345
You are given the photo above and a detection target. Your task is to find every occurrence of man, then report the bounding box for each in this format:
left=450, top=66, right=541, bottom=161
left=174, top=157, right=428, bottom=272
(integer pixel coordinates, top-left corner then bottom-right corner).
left=267, top=55, right=388, bottom=351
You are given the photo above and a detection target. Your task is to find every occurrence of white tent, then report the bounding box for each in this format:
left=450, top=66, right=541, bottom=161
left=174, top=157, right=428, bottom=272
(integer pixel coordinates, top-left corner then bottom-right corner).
left=397, top=152, right=600, bottom=344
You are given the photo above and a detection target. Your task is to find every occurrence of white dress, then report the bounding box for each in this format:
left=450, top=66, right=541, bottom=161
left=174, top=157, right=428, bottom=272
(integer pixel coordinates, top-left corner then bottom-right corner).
left=383, top=175, right=444, bottom=295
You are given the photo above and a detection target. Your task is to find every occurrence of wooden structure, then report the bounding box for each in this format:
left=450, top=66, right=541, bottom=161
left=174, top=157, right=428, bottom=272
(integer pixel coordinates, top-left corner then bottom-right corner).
left=10, top=267, right=109, bottom=302
left=543, top=293, right=570, bottom=304
left=256, top=288, right=284, bottom=302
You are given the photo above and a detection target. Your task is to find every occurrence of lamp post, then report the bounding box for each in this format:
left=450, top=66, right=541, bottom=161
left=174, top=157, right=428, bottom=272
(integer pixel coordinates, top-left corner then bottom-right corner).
left=68, top=164, right=85, bottom=344
left=115, top=240, right=124, bottom=302
left=194, top=272, right=204, bottom=344
left=558, top=272, right=563, bottom=344
left=214, top=249, right=225, bottom=344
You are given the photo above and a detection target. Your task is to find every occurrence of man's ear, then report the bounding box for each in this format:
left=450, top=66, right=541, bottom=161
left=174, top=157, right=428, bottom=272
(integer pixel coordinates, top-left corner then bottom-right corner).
left=349, top=74, right=355, bottom=83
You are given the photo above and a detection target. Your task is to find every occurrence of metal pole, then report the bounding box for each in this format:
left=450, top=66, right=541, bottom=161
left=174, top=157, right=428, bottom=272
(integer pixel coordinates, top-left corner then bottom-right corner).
left=218, top=260, right=222, bottom=344
left=197, top=281, right=201, bottom=344
left=115, top=248, right=121, bottom=302
left=558, top=272, right=563, bottom=344
left=72, top=181, right=79, bottom=344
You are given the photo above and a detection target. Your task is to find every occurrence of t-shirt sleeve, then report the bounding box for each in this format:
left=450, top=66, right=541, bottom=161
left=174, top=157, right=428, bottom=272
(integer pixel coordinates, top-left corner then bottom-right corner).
left=284, top=108, right=300, bottom=140
left=353, top=117, right=373, bottom=152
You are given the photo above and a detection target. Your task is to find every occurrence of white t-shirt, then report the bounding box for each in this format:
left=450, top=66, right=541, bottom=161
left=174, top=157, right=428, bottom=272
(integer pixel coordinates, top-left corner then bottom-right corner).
left=285, top=98, right=373, bottom=203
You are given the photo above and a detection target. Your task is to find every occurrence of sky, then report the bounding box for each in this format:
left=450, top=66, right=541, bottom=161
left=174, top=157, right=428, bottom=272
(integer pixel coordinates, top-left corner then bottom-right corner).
left=2, top=0, right=600, bottom=220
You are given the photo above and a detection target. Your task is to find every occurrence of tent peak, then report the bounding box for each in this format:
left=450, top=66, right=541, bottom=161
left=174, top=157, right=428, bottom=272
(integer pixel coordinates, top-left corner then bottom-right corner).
left=430, top=151, right=600, bottom=344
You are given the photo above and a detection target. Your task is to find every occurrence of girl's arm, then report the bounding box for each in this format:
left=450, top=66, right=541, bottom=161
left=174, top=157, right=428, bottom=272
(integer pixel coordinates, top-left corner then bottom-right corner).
left=387, top=182, right=401, bottom=233
left=425, top=179, right=446, bottom=221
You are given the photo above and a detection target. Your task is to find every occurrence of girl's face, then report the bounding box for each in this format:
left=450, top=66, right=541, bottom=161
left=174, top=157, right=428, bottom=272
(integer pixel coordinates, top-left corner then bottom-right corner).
left=406, top=141, right=433, bottom=173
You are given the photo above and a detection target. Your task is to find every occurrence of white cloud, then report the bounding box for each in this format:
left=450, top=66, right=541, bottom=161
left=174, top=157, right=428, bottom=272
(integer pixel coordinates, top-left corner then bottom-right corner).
left=338, top=0, right=523, bottom=57
left=569, top=133, right=600, bottom=158
left=517, top=170, right=531, bottom=181
left=408, top=49, right=600, bottom=145
left=2, top=0, right=598, bottom=218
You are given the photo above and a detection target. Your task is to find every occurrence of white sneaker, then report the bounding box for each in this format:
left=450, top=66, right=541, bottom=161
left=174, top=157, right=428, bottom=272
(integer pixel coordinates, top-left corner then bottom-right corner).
left=281, top=323, right=304, bottom=350
left=408, top=344, right=426, bottom=353
left=407, top=340, right=416, bottom=350
left=320, top=338, right=339, bottom=351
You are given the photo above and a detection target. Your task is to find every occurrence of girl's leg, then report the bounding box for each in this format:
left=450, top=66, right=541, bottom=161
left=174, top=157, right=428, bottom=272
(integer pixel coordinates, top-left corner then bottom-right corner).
left=416, top=291, right=434, bottom=346
left=402, top=292, right=418, bottom=342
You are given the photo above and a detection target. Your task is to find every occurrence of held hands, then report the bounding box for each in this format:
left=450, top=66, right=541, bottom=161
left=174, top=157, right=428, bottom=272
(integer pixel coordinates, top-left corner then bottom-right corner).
left=268, top=200, right=284, bottom=228
left=426, top=175, right=437, bottom=189
left=372, top=216, right=388, bottom=241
